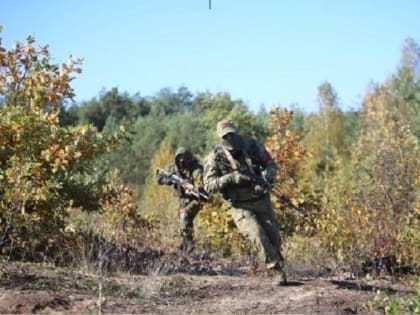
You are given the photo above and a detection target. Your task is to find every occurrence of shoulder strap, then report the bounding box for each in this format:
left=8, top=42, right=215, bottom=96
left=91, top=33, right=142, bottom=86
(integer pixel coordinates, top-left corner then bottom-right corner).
left=243, top=151, right=255, bottom=175
left=220, top=146, right=237, bottom=171
left=220, top=146, right=255, bottom=175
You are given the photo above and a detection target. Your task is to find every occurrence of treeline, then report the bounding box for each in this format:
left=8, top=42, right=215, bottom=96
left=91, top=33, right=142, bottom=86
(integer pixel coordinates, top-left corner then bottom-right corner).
left=59, top=86, right=270, bottom=191
left=0, top=30, right=419, bottom=274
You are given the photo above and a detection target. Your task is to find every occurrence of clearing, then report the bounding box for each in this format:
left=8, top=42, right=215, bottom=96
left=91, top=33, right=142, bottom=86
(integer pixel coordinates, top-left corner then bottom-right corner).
left=0, top=251, right=416, bottom=314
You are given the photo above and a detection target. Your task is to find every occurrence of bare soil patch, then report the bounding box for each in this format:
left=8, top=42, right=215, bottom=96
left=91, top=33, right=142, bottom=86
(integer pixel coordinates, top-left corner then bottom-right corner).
left=0, top=251, right=415, bottom=314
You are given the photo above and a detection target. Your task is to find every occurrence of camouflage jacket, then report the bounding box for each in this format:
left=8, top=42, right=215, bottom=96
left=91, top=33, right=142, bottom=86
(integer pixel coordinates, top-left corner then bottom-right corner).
left=203, top=136, right=278, bottom=203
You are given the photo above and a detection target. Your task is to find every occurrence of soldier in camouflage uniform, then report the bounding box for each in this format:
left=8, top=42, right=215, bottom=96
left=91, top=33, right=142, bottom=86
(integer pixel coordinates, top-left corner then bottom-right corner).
left=156, top=147, right=205, bottom=251
left=203, top=119, right=287, bottom=285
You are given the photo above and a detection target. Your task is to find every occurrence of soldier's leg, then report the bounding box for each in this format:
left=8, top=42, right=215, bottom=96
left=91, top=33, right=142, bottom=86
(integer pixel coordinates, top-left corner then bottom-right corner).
left=178, top=200, right=201, bottom=252
left=254, top=195, right=282, bottom=256
left=179, top=200, right=200, bottom=239
left=252, top=196, right=287, bottom=284
left=178, top=207, right=193, bottom=252
left=179, top=209, right=194, bottom=242
left=229, top=206, right=281, bottom=267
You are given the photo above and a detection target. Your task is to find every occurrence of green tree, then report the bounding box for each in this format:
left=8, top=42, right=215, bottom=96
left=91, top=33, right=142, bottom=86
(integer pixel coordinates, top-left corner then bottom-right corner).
left=192, top=91, right=267, bottom=149
left=78, top=87, right=144, bottom=131
left=313, top=39, right=420, bottom=270
left=390, top=38, right=420, bottom=139
left=78, top=98, right=105, bottom=130
left=118, top=115, right=167, bottom=188
left=298, top=82, right=347, bottom=222
left=58, top=103, right=79, bottom=126
left=164, top=113, right=209, bottom=157
left=150, top=86, right=193, bottom=116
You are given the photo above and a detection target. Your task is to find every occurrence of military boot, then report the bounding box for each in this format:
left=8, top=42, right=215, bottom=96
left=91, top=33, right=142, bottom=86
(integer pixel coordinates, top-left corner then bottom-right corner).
left=179, top=228, right=195, bottom=253
left=278, top=267, right=288, bottom=286
left=271, top=261, right=287, bottom=286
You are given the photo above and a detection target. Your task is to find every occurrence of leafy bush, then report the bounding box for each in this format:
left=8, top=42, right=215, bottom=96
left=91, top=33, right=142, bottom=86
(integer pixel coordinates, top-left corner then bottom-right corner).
left=0, top=30, right=155, bottom=261
left=367, top=280, right=420, bottom=315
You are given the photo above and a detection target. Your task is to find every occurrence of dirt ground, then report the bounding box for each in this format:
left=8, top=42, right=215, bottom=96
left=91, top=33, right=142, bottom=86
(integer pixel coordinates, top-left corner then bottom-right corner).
left=0, top=252, right=416, bottom=314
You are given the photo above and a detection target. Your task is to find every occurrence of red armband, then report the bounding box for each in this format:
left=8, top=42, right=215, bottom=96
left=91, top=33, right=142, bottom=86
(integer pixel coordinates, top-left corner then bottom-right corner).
left=262, top=150, right=274, bottom=166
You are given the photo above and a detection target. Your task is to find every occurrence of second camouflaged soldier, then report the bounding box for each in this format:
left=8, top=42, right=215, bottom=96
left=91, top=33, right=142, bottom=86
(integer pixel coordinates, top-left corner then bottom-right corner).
left=156, top=147, right=206, bottom=251
left=203, top=119, right=287, bottom=285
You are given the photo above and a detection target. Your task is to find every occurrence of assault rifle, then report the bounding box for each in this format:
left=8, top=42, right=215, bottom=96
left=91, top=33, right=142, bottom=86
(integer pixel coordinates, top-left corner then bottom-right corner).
left=156, top=169, right=209, bottom=201
left=242, top=166, right=306, bottom=216
left=216, top=159, right=306, bottom=216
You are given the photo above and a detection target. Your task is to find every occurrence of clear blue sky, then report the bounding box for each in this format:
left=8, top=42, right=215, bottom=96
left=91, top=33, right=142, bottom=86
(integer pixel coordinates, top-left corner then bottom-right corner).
left=1, top=0, right=419, bottom=112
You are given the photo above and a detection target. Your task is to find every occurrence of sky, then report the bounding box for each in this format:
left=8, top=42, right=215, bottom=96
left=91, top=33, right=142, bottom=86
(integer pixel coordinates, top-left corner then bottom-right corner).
left=1, top=0, right=420, bottom=113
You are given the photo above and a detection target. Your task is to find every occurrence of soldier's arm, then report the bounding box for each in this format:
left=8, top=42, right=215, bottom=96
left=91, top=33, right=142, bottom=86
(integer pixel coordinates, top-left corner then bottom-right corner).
left=203, top=153, right=223, bottom=193
left=192, top=164, right=204, bottom=188
left=258, top=144, right=278, bottom=184
left=204, top=151, right=251, bottom=192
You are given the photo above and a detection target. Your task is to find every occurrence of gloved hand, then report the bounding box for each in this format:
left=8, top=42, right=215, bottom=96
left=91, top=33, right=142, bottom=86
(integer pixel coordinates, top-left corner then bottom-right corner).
left=254, top=184, right=265, bottom=195
left=219, top=171, right=251, bottom=188
left=262, top=168, right=277, bottom=184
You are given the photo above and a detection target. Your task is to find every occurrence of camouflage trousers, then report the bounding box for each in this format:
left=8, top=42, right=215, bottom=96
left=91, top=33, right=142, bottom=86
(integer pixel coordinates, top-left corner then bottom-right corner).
left=228, top=194, right=284, bottom=270
left=178, top=199, right=201, bottom=240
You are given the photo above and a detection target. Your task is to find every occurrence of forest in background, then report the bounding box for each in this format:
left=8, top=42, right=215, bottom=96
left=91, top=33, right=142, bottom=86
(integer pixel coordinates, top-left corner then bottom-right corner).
left=0, top=29, right=419, bottom=283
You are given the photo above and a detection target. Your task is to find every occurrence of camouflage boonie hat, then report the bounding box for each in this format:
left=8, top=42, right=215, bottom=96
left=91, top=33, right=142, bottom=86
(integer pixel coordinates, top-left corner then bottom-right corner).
left=175, top=147, right=193, bottom=163
left=216, top=119, right=237, bottom=138
left=175, top=147, right=188, bottom=158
